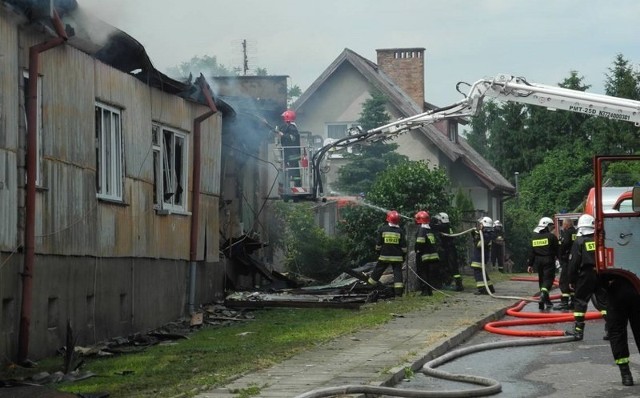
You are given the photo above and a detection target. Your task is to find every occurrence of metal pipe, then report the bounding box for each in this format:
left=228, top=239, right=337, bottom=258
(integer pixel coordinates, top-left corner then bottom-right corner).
left=188, top=75, right=217, bottom=314
left=18, top=8, right=68, bottom=363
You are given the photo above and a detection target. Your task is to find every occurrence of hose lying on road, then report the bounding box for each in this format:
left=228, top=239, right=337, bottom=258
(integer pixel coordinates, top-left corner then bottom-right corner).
left=294, top=335, right=574, bottom=398
left=295, top=227, right=581, bottom=398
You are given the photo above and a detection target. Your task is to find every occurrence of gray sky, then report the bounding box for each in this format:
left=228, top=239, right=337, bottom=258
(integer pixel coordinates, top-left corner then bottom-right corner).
left=78, top=0, right=640, bottom=107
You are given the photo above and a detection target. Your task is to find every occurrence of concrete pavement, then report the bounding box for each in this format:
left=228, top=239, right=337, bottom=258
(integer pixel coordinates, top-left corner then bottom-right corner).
left=198, top=275, right=542, bottom=398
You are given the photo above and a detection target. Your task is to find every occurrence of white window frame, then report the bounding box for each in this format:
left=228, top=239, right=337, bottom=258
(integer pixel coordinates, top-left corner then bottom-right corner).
left=448, top=121, right=458, bottom=143
left=23, top=70, right=43, bottom=186
left=326, top=122, right=358, bottom=158
left=152, top=123, right=189, bottom=213
left=95, top=102, right=123, bottom=201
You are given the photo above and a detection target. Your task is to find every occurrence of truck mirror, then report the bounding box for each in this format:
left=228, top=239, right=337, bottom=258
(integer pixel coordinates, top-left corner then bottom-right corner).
left=633, top=186, right=640, bottom=212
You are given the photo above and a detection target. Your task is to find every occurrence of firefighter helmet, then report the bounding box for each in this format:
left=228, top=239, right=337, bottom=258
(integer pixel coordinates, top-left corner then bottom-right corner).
left=534, top=216, right=554, bottom=232
left=478, top=216, right=493, bottom=228
left=415, top=210, right=430, bottom=224
left=281, top=109, right=296, bottom=123
left=577, top=213, right=595, bottom=235
left=494, top=220, right=502, bottom=228
left=437, top=212, right=450, bottom=224
left=386, top=210, right=400, bottom=224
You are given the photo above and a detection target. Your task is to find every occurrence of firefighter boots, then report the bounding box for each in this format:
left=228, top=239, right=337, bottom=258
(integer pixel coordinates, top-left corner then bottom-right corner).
left=394, top=287, right=404, bottom=298
left=619, top=363, right=634, bottom=386
left=566, top=321, right=585, bottom=340
left=454, top=277, right=464, bottom=292
left=539, top=292, right=552, bottom=310
left=553, top=296, right=570, bottom=311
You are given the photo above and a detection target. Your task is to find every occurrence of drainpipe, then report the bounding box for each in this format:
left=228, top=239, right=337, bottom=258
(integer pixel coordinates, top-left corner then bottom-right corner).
left=18, top=9, right=68, bottom=363
left=188, top=75, right=218, bottom=314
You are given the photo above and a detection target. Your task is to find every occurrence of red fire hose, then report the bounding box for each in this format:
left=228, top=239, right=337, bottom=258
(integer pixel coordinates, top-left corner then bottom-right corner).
left=484, top=276, right=603, bottom=337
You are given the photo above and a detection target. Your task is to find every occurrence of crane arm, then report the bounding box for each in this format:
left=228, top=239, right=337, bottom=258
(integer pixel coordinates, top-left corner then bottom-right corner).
left=370, top=73, right=640, bottom=138
left=307, top=73, right=640, bottom=200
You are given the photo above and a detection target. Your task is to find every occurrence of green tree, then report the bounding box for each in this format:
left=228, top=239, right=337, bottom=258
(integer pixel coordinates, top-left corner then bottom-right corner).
left=517, top=148, right=592, bottom=216
left=271, top=202, right=349, bottom=282
left=332, top=90, right=407, bottom=195
left=339, top=161, right=454, bottom=277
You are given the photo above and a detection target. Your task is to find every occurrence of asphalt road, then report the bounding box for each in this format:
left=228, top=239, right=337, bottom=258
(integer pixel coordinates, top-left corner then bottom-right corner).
left=393, top=301, right=640, bottom=398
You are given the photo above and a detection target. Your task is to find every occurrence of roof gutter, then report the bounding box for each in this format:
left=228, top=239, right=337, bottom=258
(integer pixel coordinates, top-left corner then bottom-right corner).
left=19, top=8, right=68, bottom=363
left=188, top=75, right=218, bottom=314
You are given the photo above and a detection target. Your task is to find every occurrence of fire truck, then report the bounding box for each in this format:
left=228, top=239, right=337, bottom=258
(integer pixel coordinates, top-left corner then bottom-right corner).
left=280, top=73, right=640, bottom=288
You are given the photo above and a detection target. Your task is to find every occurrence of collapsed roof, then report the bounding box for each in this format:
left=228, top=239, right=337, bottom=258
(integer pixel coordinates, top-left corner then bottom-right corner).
left=4, top=0, right=233, bottom=115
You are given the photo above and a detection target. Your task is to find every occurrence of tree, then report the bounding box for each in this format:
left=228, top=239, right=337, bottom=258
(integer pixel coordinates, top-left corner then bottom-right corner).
left=339, top=160, right=454, bottom=281
left=271, top=202, right=349, bottom=282
left=332, top=90, right=407, bottom=195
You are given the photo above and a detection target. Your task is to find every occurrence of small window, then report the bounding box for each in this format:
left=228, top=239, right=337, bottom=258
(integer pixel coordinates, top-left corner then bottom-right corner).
left=153, top=123, right=188, bottom=213
left=327, top=124, right=348, bottom=140
left=23, top=71, right=43, bottom=186
left=95, top=102, right=124, bottom=201
left=448, top=121, right=458, bottom=143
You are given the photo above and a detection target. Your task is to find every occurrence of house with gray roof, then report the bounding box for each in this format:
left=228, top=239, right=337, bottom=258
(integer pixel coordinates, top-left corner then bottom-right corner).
left=292, top=47, right=515, bottom=221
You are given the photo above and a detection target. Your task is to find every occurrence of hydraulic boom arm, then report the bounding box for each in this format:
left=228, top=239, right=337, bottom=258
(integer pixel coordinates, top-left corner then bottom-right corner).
left=309, top=73, right=640, bottom=199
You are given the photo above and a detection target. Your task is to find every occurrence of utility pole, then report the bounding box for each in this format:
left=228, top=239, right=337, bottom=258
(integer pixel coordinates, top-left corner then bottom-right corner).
left=242, top=39, right=248, bottom=75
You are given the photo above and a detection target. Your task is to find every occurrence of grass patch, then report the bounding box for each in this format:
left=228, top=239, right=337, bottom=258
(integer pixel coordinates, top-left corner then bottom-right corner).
left=3, top=269, right=517, bottom=397
left=2, top=294, right=433, bottom=397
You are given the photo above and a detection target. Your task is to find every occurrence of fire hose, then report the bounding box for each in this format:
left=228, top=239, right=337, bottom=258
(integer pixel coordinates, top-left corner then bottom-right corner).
left=294, top=227, right=599, bottom=398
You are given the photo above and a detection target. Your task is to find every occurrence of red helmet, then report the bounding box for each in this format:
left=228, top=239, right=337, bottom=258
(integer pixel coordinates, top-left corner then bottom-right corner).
left=281, top=109, right=296, bottom=123
left=414, top=210, right=430, bottom=224
left=386, top=210, right=400, bottom=224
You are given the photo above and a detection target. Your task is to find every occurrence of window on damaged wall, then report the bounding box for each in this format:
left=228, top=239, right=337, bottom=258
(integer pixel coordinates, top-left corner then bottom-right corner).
left=23, top=71, right=43, bottom=186
left=95, top=102, right=123, bottom=201
left=152, top=123, right=188, bottom=212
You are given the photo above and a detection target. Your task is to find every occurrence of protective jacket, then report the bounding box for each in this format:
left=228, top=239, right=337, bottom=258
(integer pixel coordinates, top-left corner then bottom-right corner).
left=470, top=229, right=493, bottom=268
left=375, top=223, right=407, bottom=263
left=415, top=225, right=439, bottom=262
left=568, top=233, right=596, bottom=286
left=527, top=230, right=559, bottom=269
left=560, top=225, right=577, bottom=263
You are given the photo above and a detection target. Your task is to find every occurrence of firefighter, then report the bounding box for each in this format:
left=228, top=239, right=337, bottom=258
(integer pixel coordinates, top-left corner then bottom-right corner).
left=471, top=216, right=495, bottom=295
left=566, top=214, right=598, bottom=341
left=431, top=212, right=463, bottom=291
left=601, top=276, right=640, bottom=386
left=275, top=109, right=301, bottom=187
left=368, top=210, right=408, bottom=297
left=527, top=217, right=559, bottom=310
left=491, top=220, right=505, bottom=273
left=554, top=217, right=577, bottom=311
left=414, top=210, right=439, bottom=296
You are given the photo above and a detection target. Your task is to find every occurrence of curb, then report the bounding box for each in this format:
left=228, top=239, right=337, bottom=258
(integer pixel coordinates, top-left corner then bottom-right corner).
left=380, top=305, right=509, bottom=388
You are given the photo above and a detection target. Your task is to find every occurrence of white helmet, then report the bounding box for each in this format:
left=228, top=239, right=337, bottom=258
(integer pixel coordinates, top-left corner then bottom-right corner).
left=478, top=216, right=493, bottom=228
left=577, top=214, right=595, bottom=236
left=533, top=217, right=554, bottom=233
left=494, top=220, right=502, bottom=228
left=437, top=212, right=450, bottom=224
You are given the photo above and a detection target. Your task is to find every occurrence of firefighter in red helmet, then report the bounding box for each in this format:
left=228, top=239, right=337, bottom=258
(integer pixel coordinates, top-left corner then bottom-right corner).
left=367, top=210, right=407, bottom=297
left=275, top=109, right=301, bottom=187
left=414, top=210, right=439, bottom=296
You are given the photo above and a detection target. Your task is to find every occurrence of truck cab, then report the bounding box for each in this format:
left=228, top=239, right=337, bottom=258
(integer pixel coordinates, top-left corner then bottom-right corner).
left=592, top=156, right=640, bottom=292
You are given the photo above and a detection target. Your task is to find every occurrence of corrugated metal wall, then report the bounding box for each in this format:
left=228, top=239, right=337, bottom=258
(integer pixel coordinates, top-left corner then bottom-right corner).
left=0, top=10, right=224, bottom=360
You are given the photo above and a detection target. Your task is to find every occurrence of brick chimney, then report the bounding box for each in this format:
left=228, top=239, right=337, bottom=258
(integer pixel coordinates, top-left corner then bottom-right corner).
left=376, top=47, right=425, bottom=106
